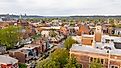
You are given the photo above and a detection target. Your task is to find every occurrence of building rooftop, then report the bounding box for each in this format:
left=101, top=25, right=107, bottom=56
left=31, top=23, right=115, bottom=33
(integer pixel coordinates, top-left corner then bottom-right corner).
left=40, top=26, right=61, bottom=30
left=70, top=45, right=121, bottom=56
left=82, top=34, right=94, bottom=38
left=102, top=35, right=121, bottom=42
left=72, top=36, right=81, bottom=43
left=9, top=44, right=40, bottom=52
left=20, top=44, right=40, bottom=50
left=114, top=28, right=121, bottom=31
left=0, top=55, right=18, bottom=65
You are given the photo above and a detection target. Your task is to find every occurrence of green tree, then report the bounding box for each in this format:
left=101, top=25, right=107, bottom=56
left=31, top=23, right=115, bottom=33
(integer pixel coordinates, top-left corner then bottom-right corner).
left=37, top=48, right=81, bottom=68
left=64, top=36, right=77, bottom=50
left=0, top=26, right=22, bottom=49
left=38, top=59, right=60, bottom=68
left=109, top=18, right=114, bottom=24
left=19, top=63, right=27, bottom=68
left=64, top=56, right=81, bottom=68
left=51, top=48, right=69, bottom=67
left=90, top=62, right=102, bottom=68
left=37, top=48, right=69, bottom=68
left=36, top=59, right=47, bottom=68
left=49, top=30, right=57, bottom=37
left=115, top=24, right=121, bottom=28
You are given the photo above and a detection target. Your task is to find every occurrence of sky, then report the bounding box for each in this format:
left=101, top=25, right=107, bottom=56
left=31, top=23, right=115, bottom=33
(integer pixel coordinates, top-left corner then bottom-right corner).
left=0, top=0, right=121, bottom=16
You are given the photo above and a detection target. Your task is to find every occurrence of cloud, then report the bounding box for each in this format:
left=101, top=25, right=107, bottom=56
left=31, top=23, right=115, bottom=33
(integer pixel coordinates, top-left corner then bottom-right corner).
left=0, top=0, right=121, bottom=16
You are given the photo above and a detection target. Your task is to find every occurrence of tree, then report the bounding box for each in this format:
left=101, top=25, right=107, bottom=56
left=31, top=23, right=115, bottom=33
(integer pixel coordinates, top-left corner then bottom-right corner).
left=90, top=62, right=102, bottom=68
left=51, top=48, right=69, bottom=67
left=115, top=24, right=121, bottom=28
left=49, top=30, right=57, bottom=37
left=64, top=56, right=82, bottom=68
left=109, top=18, right=114, bottom=24
left=0, top=26, right=22, bottom=49
left=37, top=48, right=69, bottom=68
left=64, top=36, right=77, bottom=50
left=37, top=48, right=81, bottom=68
left=32, top=32, right=41, bottom=40
left=39, top=59, right=60, bottom=68
left=19, top=63, right=27, bottom=68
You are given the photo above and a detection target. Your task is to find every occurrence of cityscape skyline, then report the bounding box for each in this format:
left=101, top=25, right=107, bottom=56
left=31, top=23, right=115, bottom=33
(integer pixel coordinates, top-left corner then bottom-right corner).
left=0, top=0, right=121, bottom=16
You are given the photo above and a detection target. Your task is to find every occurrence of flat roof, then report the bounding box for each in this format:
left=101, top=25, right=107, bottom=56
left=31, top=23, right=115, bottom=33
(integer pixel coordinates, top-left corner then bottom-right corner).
left=40, top=26, right=60, bottom=29
left=0, top=55, right=18, bottom=65
left=72, top=36, right=81, bottom=43
left=9, top=44, right=40, bottom=52
left=102, top=35, right=121, bottom=42
left=20, top=44, right=40, bottom=50
left=70, top=45, right=121, bottom=56
left=82, top=34, right=94, bottom=38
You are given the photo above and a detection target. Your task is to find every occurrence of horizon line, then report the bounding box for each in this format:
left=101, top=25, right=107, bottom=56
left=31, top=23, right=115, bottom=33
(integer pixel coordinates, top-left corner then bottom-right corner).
left=1, top=13, right=121, bottom=17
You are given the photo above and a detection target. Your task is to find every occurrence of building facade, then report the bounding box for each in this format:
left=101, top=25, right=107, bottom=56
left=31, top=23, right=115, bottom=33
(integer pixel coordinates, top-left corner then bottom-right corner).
left=70, top=45, right=121, bottom=68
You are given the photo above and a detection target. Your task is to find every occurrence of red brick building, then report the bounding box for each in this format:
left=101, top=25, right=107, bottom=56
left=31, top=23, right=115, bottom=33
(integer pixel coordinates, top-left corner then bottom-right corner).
left=70, top=25, right=121, bottom=68
left=77, top=24, right=90, bottom=36
left=70, top=45, right=121, bottom=68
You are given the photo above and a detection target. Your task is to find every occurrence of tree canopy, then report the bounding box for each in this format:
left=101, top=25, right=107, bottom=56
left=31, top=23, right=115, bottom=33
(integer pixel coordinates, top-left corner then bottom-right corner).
left=37, top=48, right=81, bottom=68
left=64, top=56, right=81, bottom=68
left=37, top=58, right=60, bottom=68
left=19, top=63, right=27, bottom=68
left=51, top=48, right=69, bottom=67
left=64, top=36, right=77, bottom=50
left=49, top=30, right=57, bottom=37
left=90, top=62, right=102, bottom=68
left=0, top=26, right=22, bottom=49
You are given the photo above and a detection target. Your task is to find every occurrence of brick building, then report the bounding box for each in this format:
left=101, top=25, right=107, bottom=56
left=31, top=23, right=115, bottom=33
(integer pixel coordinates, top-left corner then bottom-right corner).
left=70, top=45, right=121, bottom=68
left=9, top=44, right=41, bottom=63
left=70, top=25, right=121, bottom=68
left=77, top=24, right=90, bottom=36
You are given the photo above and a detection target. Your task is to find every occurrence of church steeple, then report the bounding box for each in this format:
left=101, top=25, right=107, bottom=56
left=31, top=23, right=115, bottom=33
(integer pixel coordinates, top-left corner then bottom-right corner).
left=19, top=14, right=22, bottom=20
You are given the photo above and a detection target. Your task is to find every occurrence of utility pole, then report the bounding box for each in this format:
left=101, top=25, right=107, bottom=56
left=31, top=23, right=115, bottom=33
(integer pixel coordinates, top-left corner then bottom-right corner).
left=107, top=50, right=110, bottom=68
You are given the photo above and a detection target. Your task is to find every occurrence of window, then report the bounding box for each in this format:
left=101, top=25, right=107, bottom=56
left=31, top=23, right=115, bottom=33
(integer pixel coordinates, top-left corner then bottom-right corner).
left=111, top=66, right=114, bottom=68
left=111, top=65, right=119, bottom=68
left=111, top=39, right=114, bottom=42
left=89, top=57, right=93, bottom=62
left=97, top=58, right=100, bottom=63
left=105, top=39, right=110, bottom=43
left=101, top=59, right=104, bottom=64
left=94, top=58, right=96, bottom=62
left=89, top=57, right=105, bottom=64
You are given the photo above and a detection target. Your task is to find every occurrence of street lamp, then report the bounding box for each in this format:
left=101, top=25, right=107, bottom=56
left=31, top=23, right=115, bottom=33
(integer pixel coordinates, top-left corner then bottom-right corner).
left=106, top=49, right=111, bottom=68
left=104, top=45, right=111, bottom=68
left=105, top=47, right=111, bottom=68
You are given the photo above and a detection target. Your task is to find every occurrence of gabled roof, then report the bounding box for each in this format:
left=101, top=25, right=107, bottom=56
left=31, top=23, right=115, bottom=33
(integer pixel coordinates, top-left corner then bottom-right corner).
left=78, top=24, right=90, bottom=35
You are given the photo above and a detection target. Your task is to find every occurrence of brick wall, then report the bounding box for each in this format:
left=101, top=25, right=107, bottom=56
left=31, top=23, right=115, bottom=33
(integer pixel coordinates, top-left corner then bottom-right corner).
left=82, top=37, right=93, bottom=45
left=14, top=52, right=26, bottom=63
left=70, top=51, right=121, bottom=68
left=95, top=33, right=102, bottom=42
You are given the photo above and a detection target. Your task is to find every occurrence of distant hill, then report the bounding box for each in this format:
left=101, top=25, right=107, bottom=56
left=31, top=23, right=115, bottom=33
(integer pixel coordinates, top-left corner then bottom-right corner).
left=1, top=14, right=121, bottom=19
left=70, top=15, right=121, bottom=18
left=0, top=14, right=44, bottom=19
